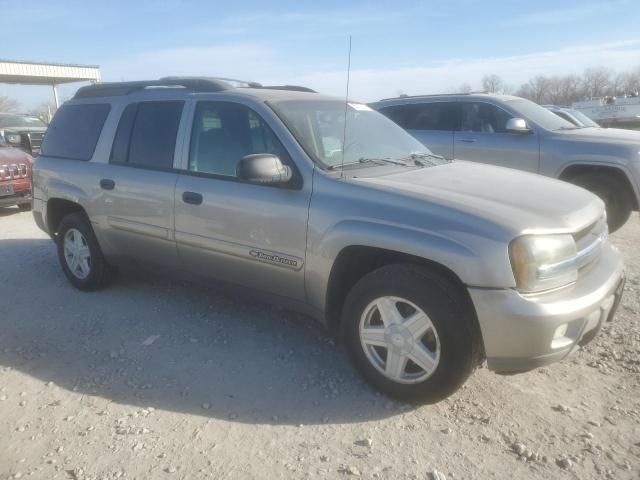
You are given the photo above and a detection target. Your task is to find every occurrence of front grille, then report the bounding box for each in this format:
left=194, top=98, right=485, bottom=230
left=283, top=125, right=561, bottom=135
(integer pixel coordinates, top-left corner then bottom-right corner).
left=573, top=215, right=608, bottom=272
left=27, top=132, right=44, bottom=155
left=0, top=163, right=28, bottom=180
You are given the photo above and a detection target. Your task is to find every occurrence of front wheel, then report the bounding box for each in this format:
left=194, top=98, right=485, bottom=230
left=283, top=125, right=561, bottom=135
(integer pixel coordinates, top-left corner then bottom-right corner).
left=569, top=172, right=634, bottom=233
left=342, top=264, right=482, bottom=403
left=56, top=212, right=113, bottom=291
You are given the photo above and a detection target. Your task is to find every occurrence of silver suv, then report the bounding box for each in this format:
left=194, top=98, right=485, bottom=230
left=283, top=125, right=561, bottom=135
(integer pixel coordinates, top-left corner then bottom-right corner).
left=371, top=93, right=640, bottom=232
left=33, top=78, right=624, bottom=403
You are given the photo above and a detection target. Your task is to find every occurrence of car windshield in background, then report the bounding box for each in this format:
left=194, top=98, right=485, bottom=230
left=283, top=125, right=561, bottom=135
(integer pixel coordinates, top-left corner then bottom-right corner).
left=271, top=100, right=435, bottom=169
left=0, top=115, right=46, bottom=128
left=506, top=98, right=576, bottom=131
left=568, top=109, right=599, bottom=127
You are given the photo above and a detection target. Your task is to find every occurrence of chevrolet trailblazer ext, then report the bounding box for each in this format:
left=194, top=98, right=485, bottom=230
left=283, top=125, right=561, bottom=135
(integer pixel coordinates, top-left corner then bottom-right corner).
left=32, top=78, right=625, bottom=403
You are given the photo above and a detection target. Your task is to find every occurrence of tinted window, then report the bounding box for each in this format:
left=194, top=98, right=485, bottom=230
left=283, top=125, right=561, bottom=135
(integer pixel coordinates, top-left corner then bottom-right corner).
left=460, top=102, right=512, bottom=133
left=111, top=101, right=183, bottom=169
left=110, top=103, right=137, bottom=164
left=41, top=104, right=110, bottom=160
left=130, top=101, right=184, bottom=169
left=189, top=102, right=289, bottom=177
left=379, top=103, right=459, bottom=131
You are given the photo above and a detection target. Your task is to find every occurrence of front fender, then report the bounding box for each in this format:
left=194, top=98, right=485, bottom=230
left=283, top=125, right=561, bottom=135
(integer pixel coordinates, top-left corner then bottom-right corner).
left=305, top=218, right=514, bottom=315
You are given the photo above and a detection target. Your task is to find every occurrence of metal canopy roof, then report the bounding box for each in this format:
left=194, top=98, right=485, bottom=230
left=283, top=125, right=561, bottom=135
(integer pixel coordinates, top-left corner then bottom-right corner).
left=0, top=59, right=100, bottom=85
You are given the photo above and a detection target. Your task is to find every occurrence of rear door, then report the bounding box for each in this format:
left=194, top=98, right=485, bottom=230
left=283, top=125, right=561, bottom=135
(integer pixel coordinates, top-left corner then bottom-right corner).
left=96, top=100, right=184, bottom=269
left=173, top=100, right=310, bottom=301
left=378, top=102, right=459, bottom=159
left=453, top=101, right=540, bottom=172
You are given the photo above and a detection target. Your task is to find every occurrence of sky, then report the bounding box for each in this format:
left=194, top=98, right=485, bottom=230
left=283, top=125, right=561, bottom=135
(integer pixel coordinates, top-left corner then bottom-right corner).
left=1, top=0, right=639, bottom=110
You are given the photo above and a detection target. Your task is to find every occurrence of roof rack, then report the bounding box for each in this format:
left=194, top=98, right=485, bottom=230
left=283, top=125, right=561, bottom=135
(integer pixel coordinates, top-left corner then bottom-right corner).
left=74, top=77, right=235, bottom=98
left=73, top=76, right=317, bottom=99
left=376, top=91, right=490, bottom=102
left=258, top=85, right=316, bottom=93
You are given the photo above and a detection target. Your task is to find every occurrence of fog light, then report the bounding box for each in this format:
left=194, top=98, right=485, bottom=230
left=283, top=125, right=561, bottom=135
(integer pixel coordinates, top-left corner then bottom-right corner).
left=553, top=323, right=568, bottom=339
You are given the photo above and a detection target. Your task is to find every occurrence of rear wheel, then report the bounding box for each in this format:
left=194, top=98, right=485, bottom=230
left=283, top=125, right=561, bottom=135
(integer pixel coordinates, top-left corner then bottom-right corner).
left=18, top=202, right=32, bottom=211
left=56, top=212, right=113, bottom=290
left=569, top=172, right=634, bottom=233
left=342, top=264, right=482, bottom=403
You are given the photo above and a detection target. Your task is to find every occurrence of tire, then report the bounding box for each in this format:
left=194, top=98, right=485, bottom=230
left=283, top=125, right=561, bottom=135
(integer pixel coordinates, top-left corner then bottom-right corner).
left=56, top=212, right=113, bottom=291
left=569, top=172, right=634, bottom=233
left=341, top=264, right=482, bottom=403
left=18, top=202, right=32, bottom=211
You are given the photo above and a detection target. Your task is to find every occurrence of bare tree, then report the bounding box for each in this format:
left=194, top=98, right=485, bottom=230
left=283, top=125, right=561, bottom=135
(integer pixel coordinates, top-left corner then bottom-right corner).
left=0, top=95, right=19, bottom=112
left=481, top=74, right=504, bottom=93
left=30, top=102, right=57, bottom=123
left=458, top=83, right=472, bottom=93
left=581, top=67, right=611, bottom=98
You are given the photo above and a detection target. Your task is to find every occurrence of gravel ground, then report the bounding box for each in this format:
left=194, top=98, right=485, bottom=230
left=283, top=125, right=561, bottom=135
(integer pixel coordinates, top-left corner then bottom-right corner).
left=0, top=208, right=639, bottom=480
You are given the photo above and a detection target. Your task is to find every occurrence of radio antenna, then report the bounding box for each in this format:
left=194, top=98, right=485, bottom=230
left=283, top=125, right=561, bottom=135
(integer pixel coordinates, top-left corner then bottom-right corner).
left=340, top=35, right=352, bottom=179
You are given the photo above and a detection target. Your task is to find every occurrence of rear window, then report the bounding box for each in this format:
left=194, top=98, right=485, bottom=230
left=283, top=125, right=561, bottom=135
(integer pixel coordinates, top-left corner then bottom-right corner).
left=379, top=102, right=460, bottom=131
left=41, top=104, right=110, bottom=160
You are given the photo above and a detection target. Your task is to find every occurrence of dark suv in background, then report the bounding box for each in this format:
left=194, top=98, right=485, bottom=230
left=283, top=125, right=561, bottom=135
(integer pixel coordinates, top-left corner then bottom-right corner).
left=371, top=93, right=640, bottom=232
left=0, top=113, right=47, bottom=156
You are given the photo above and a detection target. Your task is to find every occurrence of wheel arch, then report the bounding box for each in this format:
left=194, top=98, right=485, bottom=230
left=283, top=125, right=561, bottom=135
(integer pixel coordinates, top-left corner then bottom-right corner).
left=559, top=163, right=639, bottom=210
left=46, top=198, right=88, bottom=236
left=324, top=245, right=482, bottom=348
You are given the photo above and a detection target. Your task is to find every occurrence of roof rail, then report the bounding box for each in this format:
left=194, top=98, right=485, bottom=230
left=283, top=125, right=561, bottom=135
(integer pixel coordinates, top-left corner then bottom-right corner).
left=376, top=91, right=491, bottom=102
left=258, top=85, right=317, bottom=93
left=73, top=77, right=234, bottom=98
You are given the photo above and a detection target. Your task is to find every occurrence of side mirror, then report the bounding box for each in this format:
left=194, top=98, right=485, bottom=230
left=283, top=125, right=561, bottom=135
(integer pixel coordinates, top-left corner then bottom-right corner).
left=505, top=118, right=531, bottom=134
left=237, top=154, right=292, bottom=185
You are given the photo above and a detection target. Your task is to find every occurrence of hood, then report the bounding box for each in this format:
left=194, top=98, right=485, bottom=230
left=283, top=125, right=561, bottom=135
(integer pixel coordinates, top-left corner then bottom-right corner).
left=351, top=161, right=603, bottom=235
left=554, top=126, right=640, bottom=145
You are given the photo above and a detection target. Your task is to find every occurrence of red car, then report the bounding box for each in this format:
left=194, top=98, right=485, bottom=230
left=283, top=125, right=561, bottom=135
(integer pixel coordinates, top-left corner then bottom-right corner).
left=0, top=144, right=32, bottom=210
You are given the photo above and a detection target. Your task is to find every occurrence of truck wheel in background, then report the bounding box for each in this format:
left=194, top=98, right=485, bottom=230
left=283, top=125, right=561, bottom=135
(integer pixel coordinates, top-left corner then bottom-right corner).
left=56, top=212, right=113, bottom=291
left=569, top=172, right=634, bottom=233
left=341, top=264, right=482, bottom=403
left=18, top=203, right=32, bottom=211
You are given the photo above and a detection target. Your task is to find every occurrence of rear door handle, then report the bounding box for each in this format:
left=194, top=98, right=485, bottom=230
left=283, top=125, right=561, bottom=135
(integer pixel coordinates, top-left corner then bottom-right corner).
left=457, top=138, right=476, bottom=143
left=100, top=179, right=115, bottom=190
left=182, top=191, right=203, bottom=205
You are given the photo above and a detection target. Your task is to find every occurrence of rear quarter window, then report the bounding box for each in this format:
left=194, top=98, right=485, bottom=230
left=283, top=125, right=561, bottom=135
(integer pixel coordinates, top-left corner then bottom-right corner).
left=41, top=103, right=110, bottom=160
left=379, top=102, right=459, bottom=131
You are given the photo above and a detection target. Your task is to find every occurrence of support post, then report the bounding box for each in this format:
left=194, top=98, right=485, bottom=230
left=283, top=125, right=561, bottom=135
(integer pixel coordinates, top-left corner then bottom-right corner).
left=52, top=83, right=59, bottom=108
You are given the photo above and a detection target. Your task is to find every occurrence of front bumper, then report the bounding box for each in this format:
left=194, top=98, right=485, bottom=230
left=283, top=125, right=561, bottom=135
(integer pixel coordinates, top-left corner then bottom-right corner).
left=0, top=190, right=31, bottom=207
left=469, top=243, right=624, bottom=373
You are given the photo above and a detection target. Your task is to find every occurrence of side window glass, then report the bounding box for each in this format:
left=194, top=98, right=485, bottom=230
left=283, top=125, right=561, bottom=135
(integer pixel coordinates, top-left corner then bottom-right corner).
left=128, top=101, right=184, bottom=169
left=110, top=103, right=138, bottom=164
left=381, top=103, right=459, bottom=131
left=189, top=102, right=289, bottom=177
left=460, top=102, right=511, bottom=133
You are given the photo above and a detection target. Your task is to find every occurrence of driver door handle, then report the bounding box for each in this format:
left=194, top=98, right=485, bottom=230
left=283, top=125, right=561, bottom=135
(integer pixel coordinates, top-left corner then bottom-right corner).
left=457, top=138, right=477, bottom=143
left=182, top=191, right=203, bottom=205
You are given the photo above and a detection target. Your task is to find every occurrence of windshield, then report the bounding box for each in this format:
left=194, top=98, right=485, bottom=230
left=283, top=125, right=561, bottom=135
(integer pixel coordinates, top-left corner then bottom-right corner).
left=0, top=115, right=46, bottom=128
left=506, top=98, right=576, bottom=131
left=567, top=109, right=600, bottom=127
left=271, top=99, right=433, bottom=169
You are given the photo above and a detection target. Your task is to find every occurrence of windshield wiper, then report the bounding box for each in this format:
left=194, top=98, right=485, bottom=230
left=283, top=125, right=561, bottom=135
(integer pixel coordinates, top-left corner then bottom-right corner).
left=327, top=157, right=412, bottom=170
left=396, top=152, right=448, bottom=166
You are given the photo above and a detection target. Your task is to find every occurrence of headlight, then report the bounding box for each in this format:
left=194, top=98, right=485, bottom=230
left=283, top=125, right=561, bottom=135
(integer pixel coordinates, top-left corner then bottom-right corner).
left=6, top=133, right=21, bottom=144
left=509, top=234, right=578, bottom=293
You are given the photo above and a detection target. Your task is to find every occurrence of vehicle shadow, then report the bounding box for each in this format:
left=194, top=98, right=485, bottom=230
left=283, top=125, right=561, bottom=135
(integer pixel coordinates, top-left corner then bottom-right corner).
left=0, top=239, right=404, bottom=425
left=0, top=206, right=24, bottom=218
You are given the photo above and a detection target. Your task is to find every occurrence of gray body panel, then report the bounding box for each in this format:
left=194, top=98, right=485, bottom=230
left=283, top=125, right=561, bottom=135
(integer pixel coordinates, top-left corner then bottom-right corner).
left=33, top=85, right=624, bottom=373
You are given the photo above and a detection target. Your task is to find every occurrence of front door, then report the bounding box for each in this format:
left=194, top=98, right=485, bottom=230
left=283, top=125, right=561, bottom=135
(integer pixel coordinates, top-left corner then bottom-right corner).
left=454, top=101, right=540, bottom=172
left=174, top=100, right=310, bottom=301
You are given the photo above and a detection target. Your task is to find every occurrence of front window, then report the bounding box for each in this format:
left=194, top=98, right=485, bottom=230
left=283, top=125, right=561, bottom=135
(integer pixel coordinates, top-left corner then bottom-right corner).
left=567, top=109, right=599, bottom=128
left=505, top=98, right=576, bottom=131
left=0, top=115, right=46, bottom=128
left=271, top=99, right=434, bottom=169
